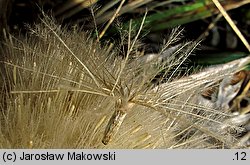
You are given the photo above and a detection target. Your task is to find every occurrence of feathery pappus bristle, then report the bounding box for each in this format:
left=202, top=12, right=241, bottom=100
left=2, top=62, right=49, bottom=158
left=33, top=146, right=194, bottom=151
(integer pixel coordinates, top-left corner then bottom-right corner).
left=0, top=16, right=250, bottom=148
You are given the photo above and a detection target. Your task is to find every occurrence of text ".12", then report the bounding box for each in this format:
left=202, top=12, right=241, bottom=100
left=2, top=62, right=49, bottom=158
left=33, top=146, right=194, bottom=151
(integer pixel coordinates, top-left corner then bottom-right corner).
left=234, top=152, right=247, bottom=160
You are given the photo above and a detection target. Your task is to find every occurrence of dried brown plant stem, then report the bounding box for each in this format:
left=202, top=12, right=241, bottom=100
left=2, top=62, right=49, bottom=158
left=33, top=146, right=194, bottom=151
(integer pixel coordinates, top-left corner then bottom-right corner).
left=90, top=6, right=99, bottom=41
left=96, top=1, right=121, bottom=17
left=197, top=14, right=222, bottom=41
left=212, top=0, right=250, bottom=52
left=55, top=0, right=98, bottom=18
left=96, top=0, right=152, bottom=24
left=98, top=0, right=126, bottom=40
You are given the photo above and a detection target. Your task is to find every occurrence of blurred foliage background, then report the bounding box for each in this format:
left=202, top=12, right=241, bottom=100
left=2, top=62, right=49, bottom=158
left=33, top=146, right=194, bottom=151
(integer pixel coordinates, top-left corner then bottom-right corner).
left=1, top=0, right=250, bottom=66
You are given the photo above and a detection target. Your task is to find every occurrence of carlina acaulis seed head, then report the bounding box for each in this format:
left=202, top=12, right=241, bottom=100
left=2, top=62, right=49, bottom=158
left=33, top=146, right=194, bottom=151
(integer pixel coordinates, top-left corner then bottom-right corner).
left=1, top=15, right=250, bottom=148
